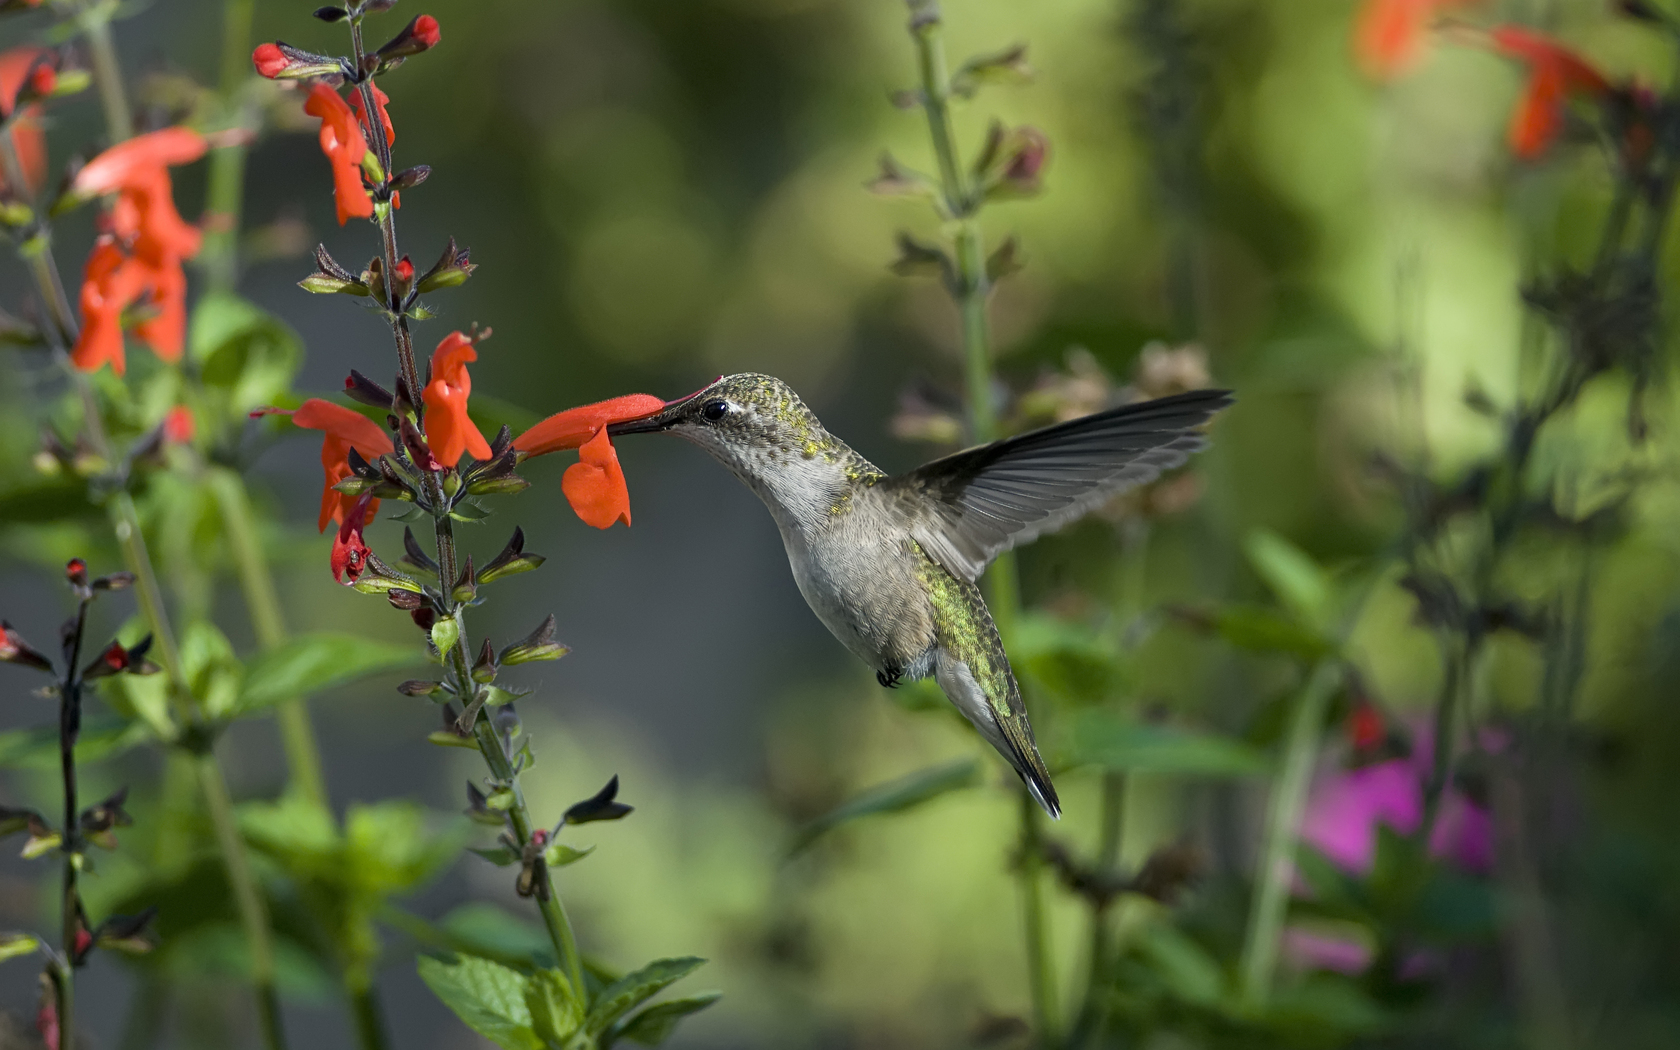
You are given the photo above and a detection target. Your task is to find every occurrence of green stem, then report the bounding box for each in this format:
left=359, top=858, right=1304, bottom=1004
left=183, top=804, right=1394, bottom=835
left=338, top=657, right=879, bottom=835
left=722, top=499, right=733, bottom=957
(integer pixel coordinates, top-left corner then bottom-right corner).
left=470, top=715, right=587, bottom=996
left=906, top=5, right=1052, bottom=1041
left=78, top=5, right=134, bottom=142
left=202, top=0, right=256, bottom=291
left=196, top=752, right=286, bottom=1050
left=1017, top=789, right=1057, bottom=1048
left=1238, top=660, right=1341, bottom=1007
left=55, top=597, right=91, bottom=1050
left=207, top=468, right=329, bottom=808
left=348, top=979, right=391, bottom=1050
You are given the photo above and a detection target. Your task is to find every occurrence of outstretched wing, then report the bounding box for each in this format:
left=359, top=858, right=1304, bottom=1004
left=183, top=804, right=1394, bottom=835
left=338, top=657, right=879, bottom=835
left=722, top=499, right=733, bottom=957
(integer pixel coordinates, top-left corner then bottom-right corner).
left=888, top=388, right=1234, bottom=581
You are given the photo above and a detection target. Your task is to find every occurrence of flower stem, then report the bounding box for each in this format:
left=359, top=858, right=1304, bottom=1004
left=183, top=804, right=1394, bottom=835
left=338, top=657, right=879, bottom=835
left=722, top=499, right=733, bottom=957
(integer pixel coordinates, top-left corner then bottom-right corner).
left=54, top=596, right=92, bottom=1050
left=905, top=3, right=1053, bottom=1041
left=338, top=16, right=587, bottom=1002
left=1238, top=659, right=1341, bottom=1007
left=195, top=751, right=286, bottom=1049
left=207, top=467, right=329, bottom=809
left=348, top=979, right=391, bottom=1050
left=78, top=3, right=134, bottom=142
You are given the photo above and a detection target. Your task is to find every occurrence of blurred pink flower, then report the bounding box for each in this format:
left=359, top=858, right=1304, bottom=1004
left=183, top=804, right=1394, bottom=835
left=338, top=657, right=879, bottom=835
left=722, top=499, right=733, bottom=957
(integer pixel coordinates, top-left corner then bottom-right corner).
left=1300, top=725, right=1495, bottom=875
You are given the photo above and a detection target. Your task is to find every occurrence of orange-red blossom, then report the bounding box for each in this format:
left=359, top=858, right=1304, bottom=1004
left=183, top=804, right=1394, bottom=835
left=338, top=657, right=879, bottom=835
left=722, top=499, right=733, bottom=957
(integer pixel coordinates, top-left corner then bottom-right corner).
left=304, top=84, right=374, bottom=225
left=1353, top=0, right=1481, bottom=80
left=0, top=47, right=48, bottom=198
left=69, top=127, right=207, bottom=374
left=288, top=398, right=395, bottom=532
left=422, top=332, right=493, bottom=468
left=513, top=394, right=665, bottom=529
left=1488, top=26, right=1610, bottom=160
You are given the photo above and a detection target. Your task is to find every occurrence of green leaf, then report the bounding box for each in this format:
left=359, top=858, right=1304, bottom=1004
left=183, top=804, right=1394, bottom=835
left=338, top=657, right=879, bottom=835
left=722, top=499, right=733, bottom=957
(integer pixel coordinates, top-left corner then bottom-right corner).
left=586, top=957, right=707, bottom=1037
left=525, top=967, right=584, bottom=1047
left=1208, top=605, right=1332, bottom=660
left=1056, top=709, right=1268, bottom=777
left=543, top=842, right=594, bottom=868
left=1245, top=528, right=1333, bottom=631
left=418, top=953, right=543, bottom=1050
left=605, top=992, right=721, bottom=1048
left=0, top=480, right=97, bottom=524
left=470, top=846, right=519, bottom=867
left=181, top=621, right=243, bottom=720
left=189, top=293, right=305, bottom=416
left=0, top=715, right=153, bottom=770
left=790, top=759, right=980, bottom=854
left=0, top=932, right=41, bottom=963
left=237, top=633, right=420, bottom=714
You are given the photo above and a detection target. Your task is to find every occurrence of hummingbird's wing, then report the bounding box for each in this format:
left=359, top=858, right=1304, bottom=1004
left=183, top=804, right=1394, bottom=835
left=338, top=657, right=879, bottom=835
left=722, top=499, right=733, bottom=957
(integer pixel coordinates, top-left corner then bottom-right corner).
left=890, top=388, right=1233, bottom=582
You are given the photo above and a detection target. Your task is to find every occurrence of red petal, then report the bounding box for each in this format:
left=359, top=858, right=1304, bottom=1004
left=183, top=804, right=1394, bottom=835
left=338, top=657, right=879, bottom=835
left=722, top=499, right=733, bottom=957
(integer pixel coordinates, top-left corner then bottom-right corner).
left=0, top=46, right=47, bottom=113
left=74, top=127, right=207, bottom=196
left=561, top=429, right=633, bottom=529
left=1354, top=0, right=1431, bottom=79
left=513, top=393, right=665, bottom=457
left=293, top=398, right=395, bottom=455
left=1508, top=66, right=1564, bottom=159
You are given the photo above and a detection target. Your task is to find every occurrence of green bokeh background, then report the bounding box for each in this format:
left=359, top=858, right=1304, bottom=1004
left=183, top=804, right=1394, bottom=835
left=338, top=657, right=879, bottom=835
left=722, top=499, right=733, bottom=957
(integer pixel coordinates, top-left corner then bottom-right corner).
left=4, top=0, right=1680, bottom=1047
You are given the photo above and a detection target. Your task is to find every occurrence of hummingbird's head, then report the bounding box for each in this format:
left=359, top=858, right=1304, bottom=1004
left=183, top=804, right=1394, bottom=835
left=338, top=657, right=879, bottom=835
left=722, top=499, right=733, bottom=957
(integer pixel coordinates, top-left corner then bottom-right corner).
left=609, top=373, right=857, bottom=517
left=608, top=373, right=831, bottom=457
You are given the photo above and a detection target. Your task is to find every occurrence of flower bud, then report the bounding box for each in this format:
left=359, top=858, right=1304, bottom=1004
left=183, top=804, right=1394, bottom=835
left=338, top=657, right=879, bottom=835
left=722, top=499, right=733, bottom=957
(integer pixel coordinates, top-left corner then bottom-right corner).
left=250, top=41, right=345, bottom=81
left=376, top=15, right=442, bottom=62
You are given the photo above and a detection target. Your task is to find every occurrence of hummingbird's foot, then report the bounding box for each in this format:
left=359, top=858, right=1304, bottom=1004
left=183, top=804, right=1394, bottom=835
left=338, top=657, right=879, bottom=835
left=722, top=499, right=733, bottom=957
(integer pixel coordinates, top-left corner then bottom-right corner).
left=876, top=668, right=902, bottom=689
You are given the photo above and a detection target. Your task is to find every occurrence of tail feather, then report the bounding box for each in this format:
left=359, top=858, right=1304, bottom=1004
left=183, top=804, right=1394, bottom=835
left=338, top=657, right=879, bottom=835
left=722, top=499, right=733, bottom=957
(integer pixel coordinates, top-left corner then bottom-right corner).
left=933, top=648, right=1061, bottom=820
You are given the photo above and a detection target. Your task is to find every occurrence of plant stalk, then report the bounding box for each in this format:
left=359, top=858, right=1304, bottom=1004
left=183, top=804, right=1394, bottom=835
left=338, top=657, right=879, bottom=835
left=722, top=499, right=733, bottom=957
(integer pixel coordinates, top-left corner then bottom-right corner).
left=207, top=468, right=329, bottom=808
left=907, top=4, right=1051, bottom=1041
left=202, top=0, right=255, bottom=290
left=1238, top=659, right=1341, bottom=1006
left=54, top=596, right=91, bottom=1050
left=195, top=752, right=286, bottom=1049
left=348, top=980, right=391, bottom=1050
left=78, top=4, right=134, bottom=141
left=339, top=15, right=587, bottom=1003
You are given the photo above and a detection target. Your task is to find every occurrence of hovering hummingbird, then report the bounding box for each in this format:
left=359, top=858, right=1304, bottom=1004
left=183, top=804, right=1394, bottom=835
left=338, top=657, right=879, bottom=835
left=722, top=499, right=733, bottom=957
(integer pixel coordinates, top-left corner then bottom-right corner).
left=609, top=375, right=1233, bottom=818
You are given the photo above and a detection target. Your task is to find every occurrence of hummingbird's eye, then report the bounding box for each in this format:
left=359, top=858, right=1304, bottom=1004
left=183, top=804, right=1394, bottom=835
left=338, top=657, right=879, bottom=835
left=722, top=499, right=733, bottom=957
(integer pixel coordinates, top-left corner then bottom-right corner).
left=700, top=399, right=731, bottom=423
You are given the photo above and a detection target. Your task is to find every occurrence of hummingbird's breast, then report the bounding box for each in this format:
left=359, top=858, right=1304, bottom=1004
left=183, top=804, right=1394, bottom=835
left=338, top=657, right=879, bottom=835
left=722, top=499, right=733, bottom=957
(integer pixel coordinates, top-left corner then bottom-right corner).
left=778, top=504, right=939, bottom=679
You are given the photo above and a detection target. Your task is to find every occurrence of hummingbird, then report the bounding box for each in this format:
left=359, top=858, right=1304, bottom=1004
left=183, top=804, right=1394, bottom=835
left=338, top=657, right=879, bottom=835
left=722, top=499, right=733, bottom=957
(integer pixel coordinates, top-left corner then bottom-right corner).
left=609, top=375, right=1233, bottom=818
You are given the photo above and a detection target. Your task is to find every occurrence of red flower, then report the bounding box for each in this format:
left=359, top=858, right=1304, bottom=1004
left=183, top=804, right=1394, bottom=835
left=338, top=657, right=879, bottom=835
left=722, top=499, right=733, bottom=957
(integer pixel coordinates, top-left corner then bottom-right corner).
left=71, top=237, right=149, bottom=375
left=422, top=332, right=492, bottom=468
left=1490, top=26, right=1610, bottom=159
left=304, top=84, right=374, bottom=225
left=350, top=83, right=395, bottom=148
left=512, top=393, right=664, bottom=529
left=251, top=43, right=288, bottom=78
left=290, top=398, right=395, bottom=532
left=162, top=405, right=195, bottom=444
left=1354, top=0, right=1480, bottom=79
left=69, top=128, right=207, bottom=370
left=332, top=493, right=376, bottom=585
left=0, top=48, right=48, bottom=198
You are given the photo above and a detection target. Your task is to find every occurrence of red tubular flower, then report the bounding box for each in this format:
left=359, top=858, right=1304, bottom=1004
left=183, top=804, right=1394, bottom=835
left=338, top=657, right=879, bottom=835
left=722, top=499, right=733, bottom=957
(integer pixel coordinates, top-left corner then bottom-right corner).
left=1490, top=26, right=1610, bottom=159
left=290, top=398, right=395, bottom=531
left=512, top=393, right=664, bottom=528
left=251, top=43, right=288, bottom=78
left=71, top=237, right=149, bottom=375
left=422, top=332, right=492, bottom=467
left=331, top=493, right=376, bottom=585
left=0, top=47, right=48, bottom=198
left=350, top=83, right=395, bottom=148
left=69, top=128, right=207, bottom=369
left=1354, top=0, right=1480, bottom=79
left=303, top=84, right=374, bottom=225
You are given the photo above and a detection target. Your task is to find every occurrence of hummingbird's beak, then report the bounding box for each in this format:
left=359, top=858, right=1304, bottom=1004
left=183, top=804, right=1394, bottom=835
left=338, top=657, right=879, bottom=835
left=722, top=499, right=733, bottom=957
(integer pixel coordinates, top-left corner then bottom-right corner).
left=606, top=387, right=705, bottom=437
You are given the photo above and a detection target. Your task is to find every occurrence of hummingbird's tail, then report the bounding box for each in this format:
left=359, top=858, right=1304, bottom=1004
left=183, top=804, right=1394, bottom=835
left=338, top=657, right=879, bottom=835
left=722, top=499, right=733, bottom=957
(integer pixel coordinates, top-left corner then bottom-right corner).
left=932, top=647, right=1062, bottom=819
